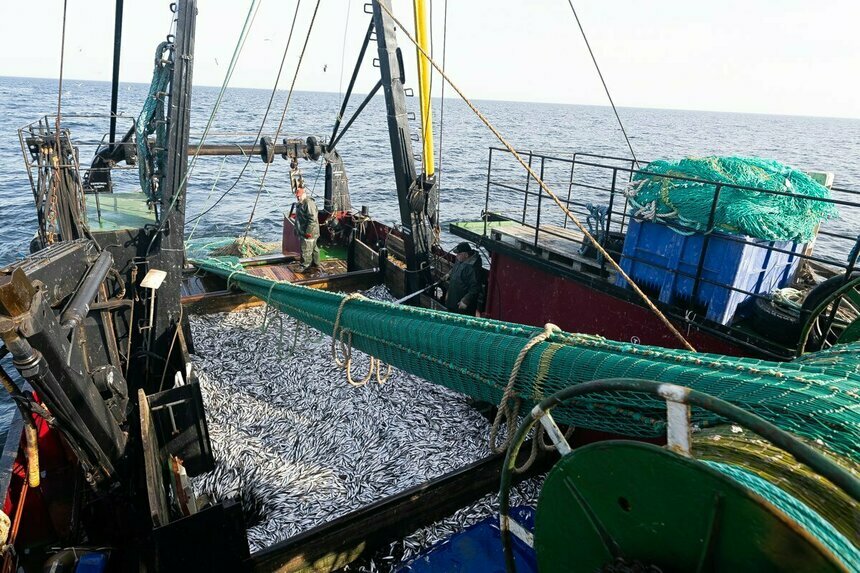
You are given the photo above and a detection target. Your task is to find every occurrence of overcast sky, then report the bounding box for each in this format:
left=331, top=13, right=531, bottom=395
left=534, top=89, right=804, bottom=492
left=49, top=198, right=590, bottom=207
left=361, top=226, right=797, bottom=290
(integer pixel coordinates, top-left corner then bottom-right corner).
left=1, top=0, right=858, bottom=119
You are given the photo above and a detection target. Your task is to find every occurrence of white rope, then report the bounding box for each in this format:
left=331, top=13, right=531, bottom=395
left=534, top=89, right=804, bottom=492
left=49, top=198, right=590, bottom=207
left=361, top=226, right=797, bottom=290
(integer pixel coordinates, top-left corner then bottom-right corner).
left=332, top=293, right=391, bottom=386
left=490, top=323, right=561, bottom=473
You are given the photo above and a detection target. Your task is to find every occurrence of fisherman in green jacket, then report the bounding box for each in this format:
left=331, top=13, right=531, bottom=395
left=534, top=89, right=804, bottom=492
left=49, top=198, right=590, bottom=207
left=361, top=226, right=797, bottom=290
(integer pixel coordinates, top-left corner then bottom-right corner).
left=294, top=181, right=320, bottom=272
left=445, top=242, right=481, bottom=315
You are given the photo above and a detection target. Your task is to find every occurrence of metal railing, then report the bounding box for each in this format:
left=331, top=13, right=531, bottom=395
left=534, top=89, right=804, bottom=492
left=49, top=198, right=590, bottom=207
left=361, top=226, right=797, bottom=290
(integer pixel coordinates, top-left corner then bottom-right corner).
left=18, top=114, right=140, bottom=236
left=481, top=147, right=860, bottom=322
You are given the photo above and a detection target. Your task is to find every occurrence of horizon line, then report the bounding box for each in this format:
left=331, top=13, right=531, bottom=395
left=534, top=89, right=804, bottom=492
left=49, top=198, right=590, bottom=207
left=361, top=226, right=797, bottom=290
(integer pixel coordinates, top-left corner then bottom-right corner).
left=2, top=74, right=859, bottom=122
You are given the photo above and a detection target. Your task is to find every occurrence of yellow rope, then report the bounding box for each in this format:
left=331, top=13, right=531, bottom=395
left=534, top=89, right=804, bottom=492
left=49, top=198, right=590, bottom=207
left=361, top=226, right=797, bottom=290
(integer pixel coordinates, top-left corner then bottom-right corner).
left=376, top=2, right=695, bottom=353
left=490, top=323, right=561, bottom=473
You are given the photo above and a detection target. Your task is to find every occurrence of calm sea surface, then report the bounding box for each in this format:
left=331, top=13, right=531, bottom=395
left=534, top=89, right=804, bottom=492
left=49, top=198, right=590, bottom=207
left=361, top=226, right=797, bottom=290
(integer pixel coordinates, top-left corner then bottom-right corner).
left=0, top=75, right=859, bottom=430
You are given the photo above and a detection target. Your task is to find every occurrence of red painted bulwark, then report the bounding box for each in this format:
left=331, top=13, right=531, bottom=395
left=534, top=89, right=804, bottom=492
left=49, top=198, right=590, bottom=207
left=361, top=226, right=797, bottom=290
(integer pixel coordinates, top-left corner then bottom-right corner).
left=282, top=215, right=301, bottom=255
left=485, top=253, right=744, bottom=356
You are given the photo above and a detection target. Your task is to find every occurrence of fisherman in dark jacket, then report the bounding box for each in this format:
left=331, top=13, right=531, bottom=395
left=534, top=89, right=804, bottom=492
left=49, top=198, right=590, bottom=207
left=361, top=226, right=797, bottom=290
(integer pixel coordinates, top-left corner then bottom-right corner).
left=445, top=242, right=481, bottom=315
left=294, top=181, right=320, bottom=272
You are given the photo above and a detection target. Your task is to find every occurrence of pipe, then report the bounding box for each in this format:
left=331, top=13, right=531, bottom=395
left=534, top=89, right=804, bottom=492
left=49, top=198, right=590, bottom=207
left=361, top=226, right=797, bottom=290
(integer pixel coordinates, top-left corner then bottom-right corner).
left=108, top=0, right=124, bottom=147
left=60, top=251, right=113, bottom=330
left=0, top=351, right=39, bottom=488
left=412, top=0, right=434, bottom=177
left=394, top=279, right=442, bottom=304
left=184, top=141, right=325, bottom=159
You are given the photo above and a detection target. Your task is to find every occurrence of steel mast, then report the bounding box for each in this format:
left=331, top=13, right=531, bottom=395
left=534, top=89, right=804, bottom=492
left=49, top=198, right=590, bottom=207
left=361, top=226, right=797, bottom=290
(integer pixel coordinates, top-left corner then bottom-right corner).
left=371, top=0, right=437, bottom=294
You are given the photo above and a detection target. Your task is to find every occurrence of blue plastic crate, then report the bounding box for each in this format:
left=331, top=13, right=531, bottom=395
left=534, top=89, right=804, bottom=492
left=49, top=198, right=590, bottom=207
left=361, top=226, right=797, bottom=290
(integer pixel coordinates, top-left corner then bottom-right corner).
left=75, top=552, right=109, bottom=573
left=616, top=219, right=804, bottom=325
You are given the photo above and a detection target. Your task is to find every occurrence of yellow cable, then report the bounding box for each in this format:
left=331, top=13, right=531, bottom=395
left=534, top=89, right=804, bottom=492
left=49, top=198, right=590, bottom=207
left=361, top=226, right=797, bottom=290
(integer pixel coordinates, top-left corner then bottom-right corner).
left=376, top=2, right=696, bottom=352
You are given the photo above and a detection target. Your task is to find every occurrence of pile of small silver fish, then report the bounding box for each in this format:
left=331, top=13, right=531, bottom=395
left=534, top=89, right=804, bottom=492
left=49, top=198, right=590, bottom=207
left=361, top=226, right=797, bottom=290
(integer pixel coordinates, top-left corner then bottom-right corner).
left=189, top=285, right=540, bottom=567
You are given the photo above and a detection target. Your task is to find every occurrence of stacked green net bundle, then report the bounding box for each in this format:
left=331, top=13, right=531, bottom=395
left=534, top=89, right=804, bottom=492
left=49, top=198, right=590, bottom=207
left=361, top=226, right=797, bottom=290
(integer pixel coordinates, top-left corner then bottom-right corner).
left=185, top=236, right=280, bottom=259
left=626, top=156, right=838, bottom=241
left=694, top=426, right=859, bottom=543
left=193, top=256, right=860, bottom=463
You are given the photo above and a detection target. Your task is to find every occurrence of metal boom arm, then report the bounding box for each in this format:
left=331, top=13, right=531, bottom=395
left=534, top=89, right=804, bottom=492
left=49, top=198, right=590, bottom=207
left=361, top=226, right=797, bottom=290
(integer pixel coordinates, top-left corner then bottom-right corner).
left=371, top=0, right=434, bottom=294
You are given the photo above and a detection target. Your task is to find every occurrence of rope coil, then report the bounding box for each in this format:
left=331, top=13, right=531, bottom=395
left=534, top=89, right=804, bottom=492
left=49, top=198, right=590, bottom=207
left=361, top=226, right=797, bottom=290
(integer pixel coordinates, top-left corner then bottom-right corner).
left=332, top=293, right=391, bottom=386
left=489, top=323, right=574, bottom=473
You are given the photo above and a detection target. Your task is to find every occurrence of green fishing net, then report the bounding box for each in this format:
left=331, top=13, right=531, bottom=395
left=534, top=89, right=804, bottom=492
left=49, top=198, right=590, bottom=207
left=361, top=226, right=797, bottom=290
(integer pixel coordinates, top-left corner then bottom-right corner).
left=626, top=156, right=838, bottom=241
left=193, top=256, right=860, bottom=465
left=185, top=237, right=280, bottom=259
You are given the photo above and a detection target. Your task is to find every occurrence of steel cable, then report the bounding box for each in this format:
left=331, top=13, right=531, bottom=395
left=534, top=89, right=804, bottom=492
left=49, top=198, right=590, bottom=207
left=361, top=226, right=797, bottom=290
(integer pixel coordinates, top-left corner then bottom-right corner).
left=145, top=0, right=262, bottom=256
left=242, top=0, right=323, bottom=241
left=185, top=0, right=304, bottom=228
left=565, top=0, right=639, bottom=168
left=375, top=1, right=694, bottom=352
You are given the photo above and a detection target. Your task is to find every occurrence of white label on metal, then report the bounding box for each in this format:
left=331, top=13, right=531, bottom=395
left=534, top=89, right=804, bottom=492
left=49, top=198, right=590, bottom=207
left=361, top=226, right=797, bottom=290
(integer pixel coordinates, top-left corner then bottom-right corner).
left=539, top=411, right=572, bottom=456
left=141, top=269, right=167, bottom=290
left=657, top=383, right=688, bottom=403
left=665, top=400, right=692, bottom=457
left=508, top=518, right=534, bottom=548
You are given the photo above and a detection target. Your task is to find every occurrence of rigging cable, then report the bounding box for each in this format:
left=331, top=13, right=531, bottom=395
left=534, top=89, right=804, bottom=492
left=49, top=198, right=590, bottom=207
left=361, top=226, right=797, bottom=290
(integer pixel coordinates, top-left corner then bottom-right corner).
left=54, top=0, right=68, bottom=145
left=186, top=156, right=228, bottom=242
left=436, top=0, right=448, bottom=230
left=186, top=0, right=304, bottom=228
left=375, top=1, right=694, bottom=352
left=338, top=0, right=353, bottom=101
left=51, top=0, right=83, bottom=244
left=242, top=0, right=323, bottom=241
left=566, top=0, right=639, bottom=167
left=145, top=0, right=262, bottom=256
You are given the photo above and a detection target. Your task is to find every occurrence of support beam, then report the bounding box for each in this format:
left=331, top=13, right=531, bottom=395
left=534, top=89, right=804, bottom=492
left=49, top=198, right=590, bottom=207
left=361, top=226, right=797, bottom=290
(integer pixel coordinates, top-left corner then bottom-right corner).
left=412, top=0, right=434, bottom=177
left=109, top=0, right=124, bottom=148
left=330, top=19, right=375, bottom=145
left=371, top=0, right=433, bottom=295
left=147, top=0, right=196, bottom=392
left=184, top=138, right=324, bottom=161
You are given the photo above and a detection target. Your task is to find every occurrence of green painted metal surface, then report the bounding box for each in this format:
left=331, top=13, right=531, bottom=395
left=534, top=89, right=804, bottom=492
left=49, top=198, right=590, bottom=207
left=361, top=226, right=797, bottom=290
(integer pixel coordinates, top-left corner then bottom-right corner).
left=86, top=192, right=156, bottom=231
left=450, top=220, right=518, bottom=235
left=318, top=244, right=348, bottom=261
left=534, top=441, right=847, bottom=573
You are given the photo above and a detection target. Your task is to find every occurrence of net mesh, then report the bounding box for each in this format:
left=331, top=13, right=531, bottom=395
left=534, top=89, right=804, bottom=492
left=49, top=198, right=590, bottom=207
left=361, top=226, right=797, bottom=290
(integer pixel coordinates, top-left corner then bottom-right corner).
left=136, top=42, right=172, bottom=201
left=192, top=256, right=860, bottom=463
left=694, top=426, right=858, bottom=543
left=705, top=461, right=860, bottom=571
left=626, top=156, right=838, bottom=241
left=185, top=237, right=280, bottom=259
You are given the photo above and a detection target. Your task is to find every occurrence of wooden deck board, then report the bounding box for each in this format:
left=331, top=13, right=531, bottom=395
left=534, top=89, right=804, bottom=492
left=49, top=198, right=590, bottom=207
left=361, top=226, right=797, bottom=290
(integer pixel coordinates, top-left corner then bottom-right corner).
left=490, top=222, right=612, bottom=276
left=244, top=259, right=347, bottom=282
left=183, top=258, right=366, bottom=314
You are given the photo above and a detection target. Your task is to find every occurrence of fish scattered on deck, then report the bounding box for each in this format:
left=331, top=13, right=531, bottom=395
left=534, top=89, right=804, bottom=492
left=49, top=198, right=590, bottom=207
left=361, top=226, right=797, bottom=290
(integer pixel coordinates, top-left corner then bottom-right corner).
left=189, top=285, right=541, bottom=569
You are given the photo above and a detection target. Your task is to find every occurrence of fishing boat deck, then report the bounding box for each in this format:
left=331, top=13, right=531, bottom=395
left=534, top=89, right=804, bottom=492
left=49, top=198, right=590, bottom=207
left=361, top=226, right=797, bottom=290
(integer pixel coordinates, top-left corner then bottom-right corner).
left=452, top=220, right=614, bottom=277
left=182, top=251, right=378, bottom=315
left=186, top=301, right=544, bottom=558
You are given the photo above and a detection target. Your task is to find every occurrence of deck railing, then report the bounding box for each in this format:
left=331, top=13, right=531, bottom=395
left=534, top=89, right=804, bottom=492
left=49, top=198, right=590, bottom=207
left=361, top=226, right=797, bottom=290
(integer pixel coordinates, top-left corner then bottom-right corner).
left=481, top=147, right=860, bottom=321
left=18, top=115, right=142, bottom=238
